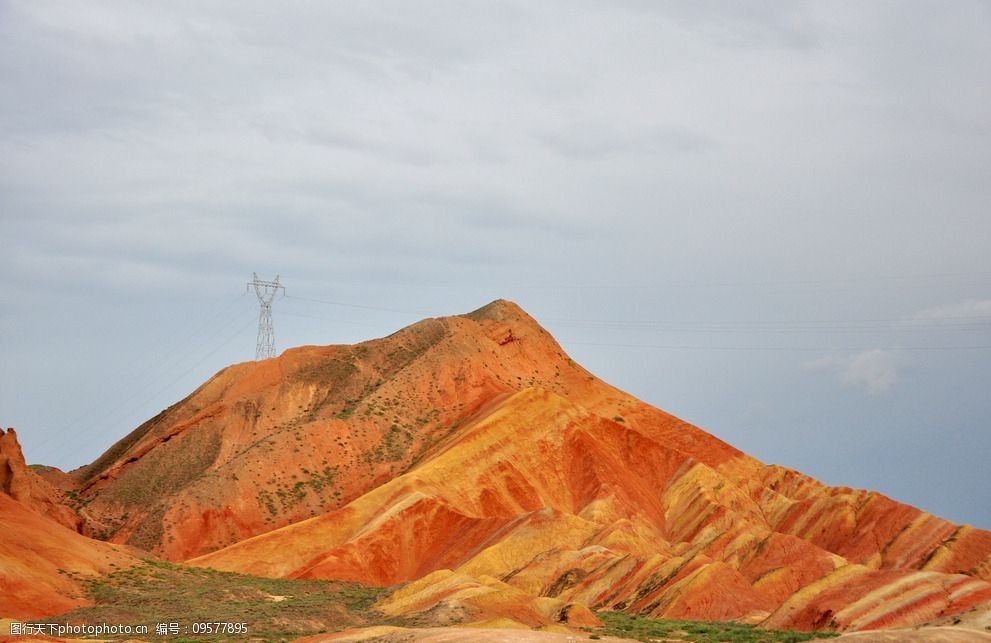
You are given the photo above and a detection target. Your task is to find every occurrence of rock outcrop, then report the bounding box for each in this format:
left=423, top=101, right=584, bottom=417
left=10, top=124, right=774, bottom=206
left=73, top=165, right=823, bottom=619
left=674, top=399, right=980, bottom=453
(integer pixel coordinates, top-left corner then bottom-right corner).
left=0, top=427, right=79, bottom=531
left=0, top=430, right=140, bottom=619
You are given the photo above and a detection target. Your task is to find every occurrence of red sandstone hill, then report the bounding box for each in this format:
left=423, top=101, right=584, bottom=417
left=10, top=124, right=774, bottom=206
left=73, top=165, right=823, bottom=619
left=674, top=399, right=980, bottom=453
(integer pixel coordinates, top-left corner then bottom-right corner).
left=0, top=429, right=140, bottom=619
left=12, top=300, right=991, bottom=632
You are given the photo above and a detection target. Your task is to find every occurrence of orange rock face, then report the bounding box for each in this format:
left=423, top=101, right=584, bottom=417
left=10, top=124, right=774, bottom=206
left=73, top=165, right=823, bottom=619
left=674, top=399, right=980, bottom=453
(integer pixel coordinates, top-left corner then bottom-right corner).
left=0, top=495, right=139, bottom=619
left=0, top=428, right=79, bottom=531
left=31, top=300, right=991, bottom=631
left=0, top=430, right=139, bottom=619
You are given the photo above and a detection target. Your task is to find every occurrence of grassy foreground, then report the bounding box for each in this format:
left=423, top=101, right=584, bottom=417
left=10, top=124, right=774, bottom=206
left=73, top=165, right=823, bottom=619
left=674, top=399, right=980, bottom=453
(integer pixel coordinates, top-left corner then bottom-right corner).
left=589, top=611, right=839, bottom=643
left=43, top=559, right=393, bottom=641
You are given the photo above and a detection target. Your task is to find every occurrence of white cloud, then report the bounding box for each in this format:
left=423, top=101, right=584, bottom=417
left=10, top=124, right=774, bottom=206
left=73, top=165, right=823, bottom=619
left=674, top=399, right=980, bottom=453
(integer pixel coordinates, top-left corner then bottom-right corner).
left=806, top=349, right=902, bottom=396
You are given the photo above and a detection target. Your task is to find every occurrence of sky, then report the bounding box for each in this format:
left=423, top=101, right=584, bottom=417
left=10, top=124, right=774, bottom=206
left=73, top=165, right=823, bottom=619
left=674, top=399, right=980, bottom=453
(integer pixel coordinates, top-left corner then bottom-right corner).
left=2, top=1, right=989, bottom=529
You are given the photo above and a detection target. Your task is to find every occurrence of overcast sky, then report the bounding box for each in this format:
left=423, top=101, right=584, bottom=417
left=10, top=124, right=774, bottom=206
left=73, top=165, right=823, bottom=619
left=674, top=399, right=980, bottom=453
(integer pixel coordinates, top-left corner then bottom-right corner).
left=2, top=1, right=989, bottom=529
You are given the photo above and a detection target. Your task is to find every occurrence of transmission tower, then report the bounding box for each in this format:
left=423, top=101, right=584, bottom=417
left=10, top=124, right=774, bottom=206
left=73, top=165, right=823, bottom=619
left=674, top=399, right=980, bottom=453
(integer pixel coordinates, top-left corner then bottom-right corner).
left=247, top=273, right=285, bottom=360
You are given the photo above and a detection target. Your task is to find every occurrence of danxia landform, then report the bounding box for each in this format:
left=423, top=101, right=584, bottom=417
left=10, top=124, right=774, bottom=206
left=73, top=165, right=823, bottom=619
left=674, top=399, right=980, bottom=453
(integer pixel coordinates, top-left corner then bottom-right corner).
left=2, top=300, right=990, bottom=637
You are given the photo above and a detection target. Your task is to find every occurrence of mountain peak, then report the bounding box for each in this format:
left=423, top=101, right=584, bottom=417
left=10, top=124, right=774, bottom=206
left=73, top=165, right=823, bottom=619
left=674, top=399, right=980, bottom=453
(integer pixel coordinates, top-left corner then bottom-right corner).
left=462, top=298, right=531, bottom=323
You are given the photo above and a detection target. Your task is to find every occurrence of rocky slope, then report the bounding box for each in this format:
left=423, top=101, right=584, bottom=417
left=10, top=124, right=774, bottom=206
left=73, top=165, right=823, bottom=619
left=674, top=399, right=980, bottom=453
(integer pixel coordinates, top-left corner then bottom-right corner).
left=25, top=300, right=991, bottom=632
left=0, top=430, right=140, bottom=619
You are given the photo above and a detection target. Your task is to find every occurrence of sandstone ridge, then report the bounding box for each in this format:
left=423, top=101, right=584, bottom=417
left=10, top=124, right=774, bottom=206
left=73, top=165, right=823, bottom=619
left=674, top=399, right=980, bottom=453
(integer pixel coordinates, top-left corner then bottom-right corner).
left=0, top=427, right=78, bottom=530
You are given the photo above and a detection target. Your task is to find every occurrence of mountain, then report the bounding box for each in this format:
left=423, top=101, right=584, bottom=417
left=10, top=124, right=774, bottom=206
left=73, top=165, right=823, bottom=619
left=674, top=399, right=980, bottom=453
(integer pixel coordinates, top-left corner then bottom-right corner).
left=68, top=300, right=759, bottom=559
left=23, top=300, right=991, bottom=632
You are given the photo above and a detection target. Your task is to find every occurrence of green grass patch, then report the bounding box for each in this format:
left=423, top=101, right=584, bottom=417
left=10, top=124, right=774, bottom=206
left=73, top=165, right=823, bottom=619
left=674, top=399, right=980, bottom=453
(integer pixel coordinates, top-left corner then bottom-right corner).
left=590, top=612, right=839, bottom=643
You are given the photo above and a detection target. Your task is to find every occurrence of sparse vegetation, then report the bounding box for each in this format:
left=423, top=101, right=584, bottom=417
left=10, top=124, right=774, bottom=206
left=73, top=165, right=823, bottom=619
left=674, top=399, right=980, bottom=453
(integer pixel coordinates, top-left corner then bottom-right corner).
left=305, top=464, right=339, bottom=494
left=382, top=423, right=413, bottom=460
left=589, top=612, right=839, bottom=643
left=42, top=559, right=396, bottom=641
left=335, top=398, right=358, bottom=419
left=256, top=489, right=278, bottom=517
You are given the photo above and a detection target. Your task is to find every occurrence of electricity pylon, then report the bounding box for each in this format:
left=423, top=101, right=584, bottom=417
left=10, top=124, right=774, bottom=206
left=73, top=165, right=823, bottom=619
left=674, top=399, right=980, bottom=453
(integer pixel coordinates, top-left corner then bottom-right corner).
left=247, top=273, right=285, bottom=360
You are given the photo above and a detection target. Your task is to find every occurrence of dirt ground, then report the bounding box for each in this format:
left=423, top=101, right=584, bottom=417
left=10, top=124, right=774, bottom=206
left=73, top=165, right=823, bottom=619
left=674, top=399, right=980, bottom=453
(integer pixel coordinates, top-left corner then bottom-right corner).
left=834, top=628, right=991, bottom=642
left=301, top=625, right=636, bottom=642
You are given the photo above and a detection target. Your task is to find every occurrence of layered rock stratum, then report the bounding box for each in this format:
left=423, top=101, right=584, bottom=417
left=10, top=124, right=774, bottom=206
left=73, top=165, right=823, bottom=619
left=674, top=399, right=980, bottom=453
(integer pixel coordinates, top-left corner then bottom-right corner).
left=3, top=300, right=990, bottom=633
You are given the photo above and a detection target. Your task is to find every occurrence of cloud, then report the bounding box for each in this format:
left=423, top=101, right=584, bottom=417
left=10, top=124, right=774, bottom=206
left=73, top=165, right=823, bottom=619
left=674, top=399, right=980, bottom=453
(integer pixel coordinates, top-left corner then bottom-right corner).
left=535, top=124, right=713, bottom=160
left=806, top=349, right=902, bottom=396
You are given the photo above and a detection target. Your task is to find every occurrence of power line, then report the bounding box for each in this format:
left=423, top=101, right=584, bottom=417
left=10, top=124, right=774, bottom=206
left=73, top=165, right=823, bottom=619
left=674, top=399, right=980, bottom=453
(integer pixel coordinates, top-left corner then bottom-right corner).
left=286, top=294, right=991, bottom=331
left=543, top=320, right=991, bottom=334
left=29, top=295, right=257, bottom=466
left=541, top=313, right=991, bottom=328
left=30, top=295, right=249, bottom=449
left=515, top=270, right=991, bottom=289
left=565, top=341, right=991, bottom=352
left=284, top=294, right=430, bottom=316
left=283, top=268, right=991, bottom=292
left=280, top=310, right=399, bottom=330
left=278, top=291, right=990, bottom=350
